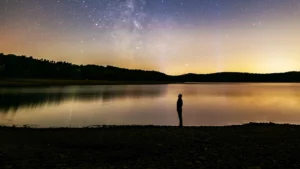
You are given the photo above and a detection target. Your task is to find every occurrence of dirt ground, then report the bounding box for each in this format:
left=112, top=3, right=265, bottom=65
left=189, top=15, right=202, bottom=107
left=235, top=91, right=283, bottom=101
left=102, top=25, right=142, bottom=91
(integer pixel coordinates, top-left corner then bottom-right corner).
left=1, top=123, right=300, bottom=169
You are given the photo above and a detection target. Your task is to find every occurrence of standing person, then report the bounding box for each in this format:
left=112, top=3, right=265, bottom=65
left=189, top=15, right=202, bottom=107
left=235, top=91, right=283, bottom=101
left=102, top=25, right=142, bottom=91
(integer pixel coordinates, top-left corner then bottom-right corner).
left=177, top=94, right=183, bottom=127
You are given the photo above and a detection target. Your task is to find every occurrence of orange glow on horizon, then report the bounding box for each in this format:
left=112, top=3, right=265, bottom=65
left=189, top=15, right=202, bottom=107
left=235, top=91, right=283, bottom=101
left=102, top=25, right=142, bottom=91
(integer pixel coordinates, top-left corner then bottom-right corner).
left=1, top=1, right=300, bottom=75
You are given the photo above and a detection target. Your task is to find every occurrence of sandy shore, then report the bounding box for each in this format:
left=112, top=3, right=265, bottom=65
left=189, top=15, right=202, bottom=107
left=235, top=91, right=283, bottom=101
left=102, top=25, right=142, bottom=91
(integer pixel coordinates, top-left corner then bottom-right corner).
left=1, top=123, right=300, bottom=169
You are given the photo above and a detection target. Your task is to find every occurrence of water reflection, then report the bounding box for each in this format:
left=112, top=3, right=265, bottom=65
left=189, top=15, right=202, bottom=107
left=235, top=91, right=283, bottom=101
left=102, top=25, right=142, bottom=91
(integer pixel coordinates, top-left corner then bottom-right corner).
left=1, top=84, right=300, bottom=127
left=0, top=85, right=167, bottom=113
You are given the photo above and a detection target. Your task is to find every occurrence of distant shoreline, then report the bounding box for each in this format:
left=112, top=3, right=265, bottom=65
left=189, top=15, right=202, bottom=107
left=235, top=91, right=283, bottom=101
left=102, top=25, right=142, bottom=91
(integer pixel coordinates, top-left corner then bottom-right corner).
left=0, top=78, right=174, bottom=87
left=1, top=78, right=300, bottom=87
left=2, top=54, right=300, bottom=85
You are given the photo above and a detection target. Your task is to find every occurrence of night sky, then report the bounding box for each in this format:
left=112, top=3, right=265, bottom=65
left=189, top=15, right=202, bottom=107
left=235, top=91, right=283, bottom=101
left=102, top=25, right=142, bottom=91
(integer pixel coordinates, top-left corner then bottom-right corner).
left=1, top=0, right=300, bottom=75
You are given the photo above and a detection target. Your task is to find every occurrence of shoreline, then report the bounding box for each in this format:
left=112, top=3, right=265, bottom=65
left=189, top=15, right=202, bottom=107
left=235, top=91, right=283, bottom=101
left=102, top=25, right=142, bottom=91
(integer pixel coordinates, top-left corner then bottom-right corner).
left=1, top=78, right=300, bottom=87
left=0, top=78, right=174, bottom=87
left=0, top=122, right=298, bottom=129
left=1, top=122, right=300, bottom=169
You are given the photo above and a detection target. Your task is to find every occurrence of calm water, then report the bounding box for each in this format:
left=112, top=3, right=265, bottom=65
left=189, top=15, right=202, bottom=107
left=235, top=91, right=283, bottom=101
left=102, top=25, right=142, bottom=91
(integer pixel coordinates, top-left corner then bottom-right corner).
left=1, top=83, right=300, bottom=127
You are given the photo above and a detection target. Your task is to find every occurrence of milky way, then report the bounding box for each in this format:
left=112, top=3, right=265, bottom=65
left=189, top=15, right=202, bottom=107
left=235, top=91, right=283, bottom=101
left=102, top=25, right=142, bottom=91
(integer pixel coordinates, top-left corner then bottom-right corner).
left=1, top=0, right=300, bottom=74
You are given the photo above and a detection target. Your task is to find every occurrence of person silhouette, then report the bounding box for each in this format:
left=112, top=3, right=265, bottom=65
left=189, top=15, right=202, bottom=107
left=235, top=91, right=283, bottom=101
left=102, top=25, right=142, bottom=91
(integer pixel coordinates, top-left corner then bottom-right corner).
left=177, top=94, right=183, bottom=127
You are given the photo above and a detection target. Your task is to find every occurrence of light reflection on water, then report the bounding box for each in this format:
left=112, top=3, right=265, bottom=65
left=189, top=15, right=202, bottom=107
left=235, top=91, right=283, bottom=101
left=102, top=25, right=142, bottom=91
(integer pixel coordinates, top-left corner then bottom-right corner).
left=1, top=83, right=300, bottom=127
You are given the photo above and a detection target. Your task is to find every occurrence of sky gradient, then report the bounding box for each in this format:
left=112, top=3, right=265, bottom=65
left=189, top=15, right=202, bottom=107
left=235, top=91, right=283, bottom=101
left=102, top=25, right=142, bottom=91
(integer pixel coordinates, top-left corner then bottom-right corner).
left=1, top=0, right=300, bottom=75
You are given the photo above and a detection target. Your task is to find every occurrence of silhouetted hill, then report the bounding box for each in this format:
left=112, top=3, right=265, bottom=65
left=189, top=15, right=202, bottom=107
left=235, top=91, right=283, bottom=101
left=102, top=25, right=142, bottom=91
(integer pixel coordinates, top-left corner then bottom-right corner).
left=0, top=53, right=168, bottom=81
left=173, top=72, right=300, bottom=82
left=1, top=53, right=300, bottom=82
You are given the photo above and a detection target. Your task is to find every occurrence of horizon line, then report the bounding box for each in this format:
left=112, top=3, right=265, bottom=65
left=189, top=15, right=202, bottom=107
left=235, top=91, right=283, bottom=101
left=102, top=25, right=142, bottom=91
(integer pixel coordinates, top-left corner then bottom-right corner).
left=1, top=52, right=299, bottom=76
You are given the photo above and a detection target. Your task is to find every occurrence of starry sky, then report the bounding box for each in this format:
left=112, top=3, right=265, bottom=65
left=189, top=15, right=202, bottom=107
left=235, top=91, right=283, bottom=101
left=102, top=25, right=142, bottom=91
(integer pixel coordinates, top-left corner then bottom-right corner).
left=1, top=0, right=300, bottom=75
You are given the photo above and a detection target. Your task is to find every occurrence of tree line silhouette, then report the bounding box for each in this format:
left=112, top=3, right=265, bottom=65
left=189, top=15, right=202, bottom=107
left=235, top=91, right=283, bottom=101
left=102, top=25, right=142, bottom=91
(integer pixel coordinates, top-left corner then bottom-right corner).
left=1, top=53, right=300, bottom=82
left=0, top=53, right=167, bottom=81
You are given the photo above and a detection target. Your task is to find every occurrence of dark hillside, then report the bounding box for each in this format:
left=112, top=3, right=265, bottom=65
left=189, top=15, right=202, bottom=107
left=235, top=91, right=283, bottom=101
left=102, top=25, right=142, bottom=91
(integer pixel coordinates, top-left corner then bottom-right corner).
left=1, top=53, right=300, bottom=82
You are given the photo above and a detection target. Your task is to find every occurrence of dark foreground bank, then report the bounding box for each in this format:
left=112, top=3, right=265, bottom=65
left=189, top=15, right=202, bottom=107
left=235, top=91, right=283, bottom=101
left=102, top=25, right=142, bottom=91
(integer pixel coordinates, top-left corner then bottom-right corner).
left=1, top=123, right=300, bottom=169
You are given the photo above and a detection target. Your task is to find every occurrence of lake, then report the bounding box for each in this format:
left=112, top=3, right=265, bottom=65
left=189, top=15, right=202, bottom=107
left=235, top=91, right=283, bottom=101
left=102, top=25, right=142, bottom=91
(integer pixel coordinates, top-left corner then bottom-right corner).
left=1, top=83, right=300, bottom=127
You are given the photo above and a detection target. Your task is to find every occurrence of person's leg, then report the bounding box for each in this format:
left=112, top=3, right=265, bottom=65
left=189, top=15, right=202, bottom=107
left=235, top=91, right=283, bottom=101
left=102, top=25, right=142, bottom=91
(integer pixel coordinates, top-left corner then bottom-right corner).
left=180, top=111, right=183, bottom=127
left=178, top=110, right=183, bottom=127
left=177, top=110, right=180, bottom=126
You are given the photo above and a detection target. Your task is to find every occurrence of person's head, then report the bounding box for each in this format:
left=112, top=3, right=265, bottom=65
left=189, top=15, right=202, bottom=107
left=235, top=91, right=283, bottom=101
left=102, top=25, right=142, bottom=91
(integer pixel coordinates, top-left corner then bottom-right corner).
left=178, top=94, right=182, bottom=98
